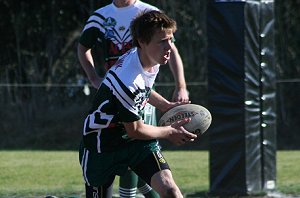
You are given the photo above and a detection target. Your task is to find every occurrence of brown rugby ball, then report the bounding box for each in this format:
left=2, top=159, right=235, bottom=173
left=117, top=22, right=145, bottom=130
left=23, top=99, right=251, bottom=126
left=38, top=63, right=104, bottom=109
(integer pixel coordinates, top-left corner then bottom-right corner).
left=158, top=104, right=212, bottom=135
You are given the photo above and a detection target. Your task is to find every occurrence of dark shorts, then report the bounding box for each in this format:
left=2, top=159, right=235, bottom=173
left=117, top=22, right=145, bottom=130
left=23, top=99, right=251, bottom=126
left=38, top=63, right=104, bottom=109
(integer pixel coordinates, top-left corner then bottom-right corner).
left=79, top=139, right=170, bottom=187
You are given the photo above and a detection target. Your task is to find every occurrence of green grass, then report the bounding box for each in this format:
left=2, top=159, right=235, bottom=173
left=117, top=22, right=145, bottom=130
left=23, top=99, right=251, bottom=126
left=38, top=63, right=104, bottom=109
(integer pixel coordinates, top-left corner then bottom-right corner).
left=0, top=150, right=299, bottom=198
left=163, top=151, right=209, bottom=194
left=276, top=151, right=300, bottom=195
left=0, top=151, right=84, bottom=197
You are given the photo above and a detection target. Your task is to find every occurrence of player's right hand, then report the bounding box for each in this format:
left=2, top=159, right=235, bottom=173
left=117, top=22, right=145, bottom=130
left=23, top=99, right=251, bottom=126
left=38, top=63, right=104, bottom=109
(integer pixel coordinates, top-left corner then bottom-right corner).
left=168, top=118, right=197, bottom=146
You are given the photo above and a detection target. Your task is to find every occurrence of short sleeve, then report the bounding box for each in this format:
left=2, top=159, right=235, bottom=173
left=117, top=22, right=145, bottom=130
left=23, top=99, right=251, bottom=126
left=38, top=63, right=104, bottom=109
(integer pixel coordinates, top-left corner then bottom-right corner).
left=116, top=98, right=142, bottom=122
left=79, top=27, right=102, bottom=48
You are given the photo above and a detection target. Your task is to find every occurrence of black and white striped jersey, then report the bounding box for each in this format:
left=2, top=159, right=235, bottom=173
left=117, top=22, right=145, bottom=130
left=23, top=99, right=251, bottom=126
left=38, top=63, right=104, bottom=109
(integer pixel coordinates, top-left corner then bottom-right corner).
left=79, top=1, right=158, bottom=70
left=82, top=48, right=159, bottom=153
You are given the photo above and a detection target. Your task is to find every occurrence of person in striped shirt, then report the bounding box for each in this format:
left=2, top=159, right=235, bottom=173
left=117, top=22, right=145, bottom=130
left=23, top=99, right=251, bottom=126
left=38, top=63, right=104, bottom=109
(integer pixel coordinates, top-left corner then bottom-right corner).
left=79, top=10, right=196, bottom=198
left=77, top=0, right=189, bottom=197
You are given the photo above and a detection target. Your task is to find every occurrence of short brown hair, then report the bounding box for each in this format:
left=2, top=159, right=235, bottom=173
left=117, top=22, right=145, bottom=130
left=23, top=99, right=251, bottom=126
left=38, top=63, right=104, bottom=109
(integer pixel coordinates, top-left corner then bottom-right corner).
left=130, top=10, right=177, bottom=47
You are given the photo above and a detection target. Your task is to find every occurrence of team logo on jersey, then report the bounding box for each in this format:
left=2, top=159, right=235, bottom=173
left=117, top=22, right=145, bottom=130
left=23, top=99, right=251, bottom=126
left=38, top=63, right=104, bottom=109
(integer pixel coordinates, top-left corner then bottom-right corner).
left=103, top=17, right=117, bottom=39
left=134, top=87, right=151, bottom=110
left=105, top=29, right=115, bottom=39
left=118, top=26, right=126, bottom=31
left=103, top=17, right=116, bottom=27
left=134, top=92, right=147, bottom=110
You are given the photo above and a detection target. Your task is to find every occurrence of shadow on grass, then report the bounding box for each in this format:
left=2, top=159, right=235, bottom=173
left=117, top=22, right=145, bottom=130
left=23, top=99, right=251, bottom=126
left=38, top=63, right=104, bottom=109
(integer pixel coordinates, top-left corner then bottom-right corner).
left=42, top=191, right=300, bottom=198
left=185, top=191, right=300, bottom=198
left=185, top=191, right=271, bottom=198
left=185, top=191, right=210, bottom=197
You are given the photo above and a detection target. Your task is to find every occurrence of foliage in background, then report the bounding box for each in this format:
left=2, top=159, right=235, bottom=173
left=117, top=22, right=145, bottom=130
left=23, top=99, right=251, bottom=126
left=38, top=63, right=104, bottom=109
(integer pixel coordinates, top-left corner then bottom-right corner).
left=275, top=1, right=300, bottom=78
left=0, top=0, right=208, bottom=150
left=274, top=0, right=300, bottom=149
left=0, top=0, right=300, bottom=149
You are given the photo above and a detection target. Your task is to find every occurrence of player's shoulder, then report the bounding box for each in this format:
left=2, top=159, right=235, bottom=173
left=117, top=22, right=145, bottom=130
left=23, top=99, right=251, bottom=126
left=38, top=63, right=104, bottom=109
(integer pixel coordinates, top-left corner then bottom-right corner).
left=134, top=1, right=159, bottom=11
left=116, top=48, right=138, bottom=67
left=110, top=48, right=139, bottom=76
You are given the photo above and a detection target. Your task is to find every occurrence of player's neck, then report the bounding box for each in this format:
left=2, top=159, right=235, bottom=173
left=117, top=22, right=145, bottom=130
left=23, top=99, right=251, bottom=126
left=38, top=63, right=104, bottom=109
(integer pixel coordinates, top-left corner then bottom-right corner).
left=137, top=48, right=157, bottom=73
left=113, top=0, right=137, bottom=8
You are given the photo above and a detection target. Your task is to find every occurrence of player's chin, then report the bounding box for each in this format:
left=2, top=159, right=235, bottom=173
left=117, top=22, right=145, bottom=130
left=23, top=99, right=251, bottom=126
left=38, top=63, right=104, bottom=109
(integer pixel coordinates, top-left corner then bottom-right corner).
left=161, top=60, right=169, bottom=65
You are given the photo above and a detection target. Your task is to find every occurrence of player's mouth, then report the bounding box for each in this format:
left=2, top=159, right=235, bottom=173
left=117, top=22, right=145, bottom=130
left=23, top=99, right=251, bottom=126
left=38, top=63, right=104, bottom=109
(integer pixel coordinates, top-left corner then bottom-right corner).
left=163, top=52, right=171, bottom=61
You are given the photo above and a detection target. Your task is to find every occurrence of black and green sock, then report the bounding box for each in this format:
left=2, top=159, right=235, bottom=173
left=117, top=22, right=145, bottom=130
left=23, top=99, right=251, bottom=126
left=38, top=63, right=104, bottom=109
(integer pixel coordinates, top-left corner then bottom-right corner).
left=137, top=177, right=159, bottom=198
left=119, top=170, right=138, bottom=198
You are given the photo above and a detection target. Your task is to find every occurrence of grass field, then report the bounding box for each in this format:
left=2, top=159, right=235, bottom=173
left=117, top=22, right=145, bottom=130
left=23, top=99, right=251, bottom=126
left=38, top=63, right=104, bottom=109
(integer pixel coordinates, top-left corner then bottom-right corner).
left=0, top=150, right=299, bottom=198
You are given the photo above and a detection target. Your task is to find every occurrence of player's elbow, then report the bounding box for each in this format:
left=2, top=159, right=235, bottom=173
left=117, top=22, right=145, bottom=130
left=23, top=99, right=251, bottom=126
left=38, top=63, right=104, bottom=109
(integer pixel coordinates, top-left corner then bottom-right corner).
left=126, top=129, right=137, bottom=138
left=126, top=126, right=150, bottom=140
left=77, top=43, right=89, bottom=56
left=123, top=120, right=152, bottom=140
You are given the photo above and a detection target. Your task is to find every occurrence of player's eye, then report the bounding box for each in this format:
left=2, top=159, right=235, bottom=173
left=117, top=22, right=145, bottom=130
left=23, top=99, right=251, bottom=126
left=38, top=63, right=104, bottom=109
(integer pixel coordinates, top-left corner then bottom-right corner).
left=159, top=37, right=174, bottom=45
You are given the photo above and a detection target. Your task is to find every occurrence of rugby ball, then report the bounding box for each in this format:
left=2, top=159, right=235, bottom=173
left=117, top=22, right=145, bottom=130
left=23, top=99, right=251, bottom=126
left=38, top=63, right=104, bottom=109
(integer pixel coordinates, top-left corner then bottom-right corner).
left=158, top=104, right=212, bottom=135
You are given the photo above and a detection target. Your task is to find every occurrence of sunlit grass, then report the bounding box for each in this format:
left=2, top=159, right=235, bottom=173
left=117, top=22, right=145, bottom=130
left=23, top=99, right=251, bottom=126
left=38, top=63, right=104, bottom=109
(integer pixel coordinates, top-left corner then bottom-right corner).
left=276, top=151, right=300, bottom=196
left=0, top=151, right=84, bottom=197
left=163, top=151, right=209, bottom=193
left=0, top=150, right=299, bottom=197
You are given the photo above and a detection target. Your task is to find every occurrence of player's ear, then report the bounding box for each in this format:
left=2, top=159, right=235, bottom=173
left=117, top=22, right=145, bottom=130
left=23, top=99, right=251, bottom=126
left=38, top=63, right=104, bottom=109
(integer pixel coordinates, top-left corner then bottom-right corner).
left=137, top=39, right=145, bottom=48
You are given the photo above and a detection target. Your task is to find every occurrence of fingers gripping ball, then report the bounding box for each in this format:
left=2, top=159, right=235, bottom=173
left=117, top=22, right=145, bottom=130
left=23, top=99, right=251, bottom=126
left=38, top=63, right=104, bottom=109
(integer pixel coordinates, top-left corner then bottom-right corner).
left=158, top=104, right=212, bottom=135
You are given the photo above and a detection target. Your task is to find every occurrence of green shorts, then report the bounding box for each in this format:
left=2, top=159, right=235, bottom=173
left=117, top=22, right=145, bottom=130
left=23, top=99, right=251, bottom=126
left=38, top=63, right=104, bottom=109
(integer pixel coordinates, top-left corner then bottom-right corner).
left=79, top=139, right=161, bottom=187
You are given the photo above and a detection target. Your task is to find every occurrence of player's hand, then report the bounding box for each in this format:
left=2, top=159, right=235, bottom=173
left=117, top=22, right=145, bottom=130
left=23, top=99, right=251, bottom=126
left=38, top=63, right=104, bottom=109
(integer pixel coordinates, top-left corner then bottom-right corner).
left=164, top=100, right=191, bottom=113
left=172, top=87, right=189, bottom=102
left=168, top=118, right=197, bottom=146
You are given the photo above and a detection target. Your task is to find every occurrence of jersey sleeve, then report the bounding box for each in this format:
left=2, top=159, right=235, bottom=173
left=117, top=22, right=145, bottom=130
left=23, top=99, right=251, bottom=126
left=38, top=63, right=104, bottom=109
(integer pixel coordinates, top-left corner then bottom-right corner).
left=103, top=70, right=143, bottom=123
left=79, top=27, right=103, bottom=48
left=116, top=99, right=141, bottom=122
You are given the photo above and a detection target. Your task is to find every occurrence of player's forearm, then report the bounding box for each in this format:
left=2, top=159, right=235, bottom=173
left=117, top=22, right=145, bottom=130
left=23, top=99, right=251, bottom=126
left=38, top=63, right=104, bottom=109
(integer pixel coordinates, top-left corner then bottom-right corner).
left=148, top=90, right=171, bottom=112
left=77, top=44, right=102, bottom=88
left=124, top=120, right=172, bottom=140
left=124, top=119, right=197, bottom=146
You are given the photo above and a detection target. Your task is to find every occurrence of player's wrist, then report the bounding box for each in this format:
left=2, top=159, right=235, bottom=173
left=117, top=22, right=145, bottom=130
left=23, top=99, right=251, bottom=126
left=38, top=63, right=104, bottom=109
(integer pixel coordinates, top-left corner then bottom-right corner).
left=175, top=86, right=187, bottom=91
left=174, top=80, right=187, bottom=89
left=160, top=101, right=173, bottom=113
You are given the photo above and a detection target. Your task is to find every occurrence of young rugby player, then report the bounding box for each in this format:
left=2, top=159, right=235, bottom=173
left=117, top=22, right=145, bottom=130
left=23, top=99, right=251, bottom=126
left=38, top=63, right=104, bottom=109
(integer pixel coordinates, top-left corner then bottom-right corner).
left=79, top=10, right=196, bottom=198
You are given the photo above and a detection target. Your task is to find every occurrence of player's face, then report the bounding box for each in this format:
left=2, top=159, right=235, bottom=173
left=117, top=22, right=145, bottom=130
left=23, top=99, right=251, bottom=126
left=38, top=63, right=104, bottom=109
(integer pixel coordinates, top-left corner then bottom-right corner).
left=139, top=29, right=174, bottom=68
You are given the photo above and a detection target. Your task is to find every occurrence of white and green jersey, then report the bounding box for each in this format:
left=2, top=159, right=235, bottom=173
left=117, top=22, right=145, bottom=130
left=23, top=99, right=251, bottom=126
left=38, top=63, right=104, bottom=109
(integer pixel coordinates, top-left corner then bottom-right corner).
left=79, top=1, right=158, bottom=70
left=83, top=48, right=159, bottom=153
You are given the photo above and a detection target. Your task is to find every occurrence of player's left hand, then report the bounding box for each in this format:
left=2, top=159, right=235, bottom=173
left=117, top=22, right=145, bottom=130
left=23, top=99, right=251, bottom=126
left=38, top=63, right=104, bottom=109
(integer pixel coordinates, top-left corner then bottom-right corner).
left=163, top=100, right=191, bottom=113
left=172, top=87, right=189, bottom=102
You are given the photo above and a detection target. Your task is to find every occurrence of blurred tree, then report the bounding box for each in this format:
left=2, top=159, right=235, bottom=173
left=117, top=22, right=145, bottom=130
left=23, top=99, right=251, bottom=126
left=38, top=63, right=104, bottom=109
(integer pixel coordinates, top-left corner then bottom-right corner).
left=275, top=0, right=300, bottom=78
left=0, top=0, right=300, bottom=149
